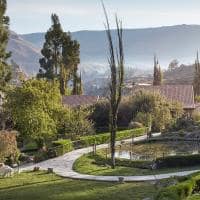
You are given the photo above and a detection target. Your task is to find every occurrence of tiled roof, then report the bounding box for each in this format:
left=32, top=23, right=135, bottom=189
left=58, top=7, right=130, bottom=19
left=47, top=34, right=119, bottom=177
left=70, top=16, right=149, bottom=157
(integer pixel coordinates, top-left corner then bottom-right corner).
left=131, top=85, right=195, bottom=109
left=62, top=95, right=99, bottom=108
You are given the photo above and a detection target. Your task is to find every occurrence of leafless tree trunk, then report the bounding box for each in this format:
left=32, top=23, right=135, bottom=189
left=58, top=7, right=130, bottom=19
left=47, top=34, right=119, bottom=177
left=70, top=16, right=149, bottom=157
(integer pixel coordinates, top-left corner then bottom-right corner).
left=102, top=3, right=124, bottom=169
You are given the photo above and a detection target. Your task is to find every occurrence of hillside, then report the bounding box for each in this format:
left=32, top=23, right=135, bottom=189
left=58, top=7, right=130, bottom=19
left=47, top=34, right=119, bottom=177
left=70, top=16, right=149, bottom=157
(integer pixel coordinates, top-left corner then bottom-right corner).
left=8, top=24, right=200, bottom=75
left=7, top=31, right=41, bottom=75
left=21, top=25, right=200, bottom=66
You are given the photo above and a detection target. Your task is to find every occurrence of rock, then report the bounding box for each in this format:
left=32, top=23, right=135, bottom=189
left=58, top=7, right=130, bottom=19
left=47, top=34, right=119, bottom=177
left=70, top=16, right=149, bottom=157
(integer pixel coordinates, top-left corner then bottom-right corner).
left=47, top=168, right=53, bottom=173
left=118, top=177, right=125, bottom=183
left=0, top=165, right=14, bottom=177
left=33, top=166, right=40, bottom=172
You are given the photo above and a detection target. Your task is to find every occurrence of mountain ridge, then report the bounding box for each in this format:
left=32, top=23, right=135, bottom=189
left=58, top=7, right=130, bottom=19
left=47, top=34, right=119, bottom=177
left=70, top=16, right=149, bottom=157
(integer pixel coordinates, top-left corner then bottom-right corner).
left=7, top=24, right=200, bottom=75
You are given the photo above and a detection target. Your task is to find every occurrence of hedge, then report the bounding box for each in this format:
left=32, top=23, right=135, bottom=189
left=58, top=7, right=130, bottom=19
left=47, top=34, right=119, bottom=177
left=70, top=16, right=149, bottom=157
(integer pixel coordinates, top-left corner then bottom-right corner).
left=89, top=153, right=152, bottom=169
left=52, top=139, right=73, bottom=156
left=155, top=154, right=200, bottom=169
left=155, top=174, right=200, bottom=200
left=78, top=128, right=147, bottom=147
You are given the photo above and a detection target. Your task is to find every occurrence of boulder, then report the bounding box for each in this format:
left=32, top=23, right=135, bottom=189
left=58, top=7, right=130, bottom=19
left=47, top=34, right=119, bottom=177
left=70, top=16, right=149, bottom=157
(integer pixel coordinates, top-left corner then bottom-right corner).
left=0, top=165, right=14, bottom=177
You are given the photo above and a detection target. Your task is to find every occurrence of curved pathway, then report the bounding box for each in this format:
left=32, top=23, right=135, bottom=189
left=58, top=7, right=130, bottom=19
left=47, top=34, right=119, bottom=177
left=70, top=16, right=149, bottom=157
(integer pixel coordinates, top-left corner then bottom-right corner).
left=20, top=133, right=200, bottom=182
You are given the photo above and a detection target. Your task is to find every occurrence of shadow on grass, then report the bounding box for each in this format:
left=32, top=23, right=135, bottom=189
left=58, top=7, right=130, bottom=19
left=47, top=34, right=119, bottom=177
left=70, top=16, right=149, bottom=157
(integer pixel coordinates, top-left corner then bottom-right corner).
left=0, top=177, right=156, bottom=200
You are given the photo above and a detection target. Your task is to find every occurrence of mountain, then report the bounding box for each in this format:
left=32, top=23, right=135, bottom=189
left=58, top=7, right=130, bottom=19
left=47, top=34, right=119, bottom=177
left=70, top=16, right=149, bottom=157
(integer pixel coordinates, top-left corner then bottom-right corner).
left=8, top=24, right=200, bottom=75
left=7, top=31, right=41, bottom=75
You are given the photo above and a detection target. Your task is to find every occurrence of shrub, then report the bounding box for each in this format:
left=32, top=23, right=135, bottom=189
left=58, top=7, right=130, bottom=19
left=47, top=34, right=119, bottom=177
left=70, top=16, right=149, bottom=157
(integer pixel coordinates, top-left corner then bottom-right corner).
left=155, top=177, right=196, bottom=200
left=129, top=121, right=144, bottom=129
left=155, top=154, right=200, bottom=169
left=192, top=111, right=200, bottom=122
left=172, top=117, right=194, bottom=131
left=0, top=131, right=19, bottom=164
left=90, top=97, right=134, bottom=129
left=85, top=152, right=151, bottom=169
left=34, top=151, right=48, bottom=163
left=134, top=112, right=152, bottom=127
left=52, top=139, right=73, bottom=156
left=78, top=128, right=146, bottom=147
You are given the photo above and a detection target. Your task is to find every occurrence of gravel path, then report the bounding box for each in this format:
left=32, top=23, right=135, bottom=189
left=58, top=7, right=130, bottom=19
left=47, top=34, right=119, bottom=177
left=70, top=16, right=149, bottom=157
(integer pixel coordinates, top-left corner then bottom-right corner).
left=20, top=133, right=200, bottom=182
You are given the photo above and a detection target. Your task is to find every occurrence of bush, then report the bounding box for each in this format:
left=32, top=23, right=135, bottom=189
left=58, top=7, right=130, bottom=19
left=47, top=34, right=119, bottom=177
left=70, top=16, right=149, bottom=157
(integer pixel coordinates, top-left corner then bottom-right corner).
left=78, top=128, right=146, bottom=147
left=0, top=131, right=19, bottom=164
left=192, top=111, right=200, bottom=122
left=155, top=177, right=196, bottom=200
left=34, top=151, right=48, bottom=163
left=52, top=139, right=73, bottom=156
left=86, top=152, right=151, bottom=169
left=90, top=97, right=134, bottom=129
left=172, top=117, right=194, bottom=131
left=129, top=121, right=144, bottom=129
left=155, top=154, right=200, bottom=169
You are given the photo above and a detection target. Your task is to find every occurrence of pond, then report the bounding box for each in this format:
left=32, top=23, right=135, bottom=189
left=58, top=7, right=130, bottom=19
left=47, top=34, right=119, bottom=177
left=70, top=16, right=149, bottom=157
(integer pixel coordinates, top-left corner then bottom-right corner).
left=113, top=140, right=200, bottom=161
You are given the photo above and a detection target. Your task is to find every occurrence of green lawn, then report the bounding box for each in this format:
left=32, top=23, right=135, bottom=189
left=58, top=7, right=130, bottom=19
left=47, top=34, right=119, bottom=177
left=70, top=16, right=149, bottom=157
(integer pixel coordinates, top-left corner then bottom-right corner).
left=73, top=153, right=200, bottom=176
left=0, top=171, right=157, bottom=200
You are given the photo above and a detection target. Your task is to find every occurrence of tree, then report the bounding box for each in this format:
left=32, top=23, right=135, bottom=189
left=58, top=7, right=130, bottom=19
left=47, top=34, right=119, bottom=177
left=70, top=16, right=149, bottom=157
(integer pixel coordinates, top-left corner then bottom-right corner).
left=193, top=52, right=200, bottom=96
left=153, top=55, right=162, bottom=86
left=0, top=0, right=11, bottom=91
left=37, top=14, right=63, bottom=80
left=103, top=4, right=124, bottom=169
left=131, top=91, right=183, bottom=131
left=4, top=79, right=61, bottom=147
left=54, top=106, right=94, bottom=140
left=168, top=59, right=179, bottom=71
left=38, top=14, right=81, bottom=95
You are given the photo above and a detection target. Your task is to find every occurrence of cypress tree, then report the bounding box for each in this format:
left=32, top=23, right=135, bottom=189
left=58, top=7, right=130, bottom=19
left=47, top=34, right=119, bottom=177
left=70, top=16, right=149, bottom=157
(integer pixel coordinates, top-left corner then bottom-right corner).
left=153, top=55, right=162, bottom=86
left=0, top=0, right=11, bottom=91
left=193, top=52, right=200, bottom=96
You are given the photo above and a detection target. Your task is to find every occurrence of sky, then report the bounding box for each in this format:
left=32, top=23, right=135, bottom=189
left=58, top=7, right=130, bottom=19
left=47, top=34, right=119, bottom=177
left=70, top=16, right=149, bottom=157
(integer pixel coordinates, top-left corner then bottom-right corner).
left=7, top=0, right=200, bottom=34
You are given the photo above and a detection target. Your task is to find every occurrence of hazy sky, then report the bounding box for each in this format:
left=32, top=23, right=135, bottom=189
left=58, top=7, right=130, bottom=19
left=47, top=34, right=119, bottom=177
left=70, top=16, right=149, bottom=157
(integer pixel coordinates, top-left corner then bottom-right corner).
left=7, top=0, right=200, bottom=34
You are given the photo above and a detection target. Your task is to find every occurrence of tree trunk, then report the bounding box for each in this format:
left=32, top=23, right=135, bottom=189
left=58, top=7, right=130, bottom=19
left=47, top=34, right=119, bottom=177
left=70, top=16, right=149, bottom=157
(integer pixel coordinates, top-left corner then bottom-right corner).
left=110, top=113, right=117, bottom=169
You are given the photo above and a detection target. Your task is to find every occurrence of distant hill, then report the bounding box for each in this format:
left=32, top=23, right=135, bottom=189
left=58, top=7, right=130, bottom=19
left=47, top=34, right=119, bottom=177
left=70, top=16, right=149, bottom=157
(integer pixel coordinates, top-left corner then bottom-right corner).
left=7, top=24, right=200, bottom=75
left=7, top=31, right=41, bottom=75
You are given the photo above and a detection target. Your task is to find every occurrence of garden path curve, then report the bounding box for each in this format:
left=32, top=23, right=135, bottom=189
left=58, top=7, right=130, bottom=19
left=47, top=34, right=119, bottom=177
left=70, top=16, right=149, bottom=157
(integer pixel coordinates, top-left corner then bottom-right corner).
left=20, top=133, right=200, bottom=182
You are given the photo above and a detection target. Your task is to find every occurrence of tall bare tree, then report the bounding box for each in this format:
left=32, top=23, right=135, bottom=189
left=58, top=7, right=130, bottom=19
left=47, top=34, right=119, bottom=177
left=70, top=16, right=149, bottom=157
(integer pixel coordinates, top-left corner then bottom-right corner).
left=102, top=3, right=124, bottom=169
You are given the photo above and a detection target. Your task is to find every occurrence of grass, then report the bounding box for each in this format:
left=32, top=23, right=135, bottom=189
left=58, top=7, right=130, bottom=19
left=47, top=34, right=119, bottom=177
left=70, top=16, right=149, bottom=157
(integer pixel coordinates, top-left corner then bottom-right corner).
left=73, top=152, right=200, bottom=176
left=0, top=171, right=157, bottom=200
left=187, top=195, right=200, bottom=200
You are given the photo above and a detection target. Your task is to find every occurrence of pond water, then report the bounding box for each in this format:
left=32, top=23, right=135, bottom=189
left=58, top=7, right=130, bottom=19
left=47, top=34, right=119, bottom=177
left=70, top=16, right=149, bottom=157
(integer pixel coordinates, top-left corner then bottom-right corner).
left=114, top=141, right=200, bottom=161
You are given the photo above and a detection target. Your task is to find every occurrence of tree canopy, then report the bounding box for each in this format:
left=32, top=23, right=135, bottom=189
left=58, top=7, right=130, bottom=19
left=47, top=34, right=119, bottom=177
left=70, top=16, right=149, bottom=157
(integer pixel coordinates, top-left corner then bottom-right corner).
left=4, top=79, right=61, bottom=145
left=0, top=0, right=11, bottom=91
left=38, top=14, right=82, bottom=95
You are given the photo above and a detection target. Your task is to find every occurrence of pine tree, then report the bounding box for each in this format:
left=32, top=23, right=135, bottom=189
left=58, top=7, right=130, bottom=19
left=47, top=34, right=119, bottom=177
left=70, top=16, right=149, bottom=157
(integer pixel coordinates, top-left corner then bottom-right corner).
left=37, top=14, right=63, bottom=80
left=0, top=0, right=11, bottom=91
left=153, top=55, right=162, bottom=86
left=193, top=52, right=200, bottom=96
left=38, top=14, right=81, bottom=95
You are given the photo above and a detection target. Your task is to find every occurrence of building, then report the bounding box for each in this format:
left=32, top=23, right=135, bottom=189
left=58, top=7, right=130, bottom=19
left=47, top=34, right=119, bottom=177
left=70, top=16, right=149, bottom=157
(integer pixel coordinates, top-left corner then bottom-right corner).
left=62, top=95, right=100, bottom=108
left=130, top=85, right=195, bottom=114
